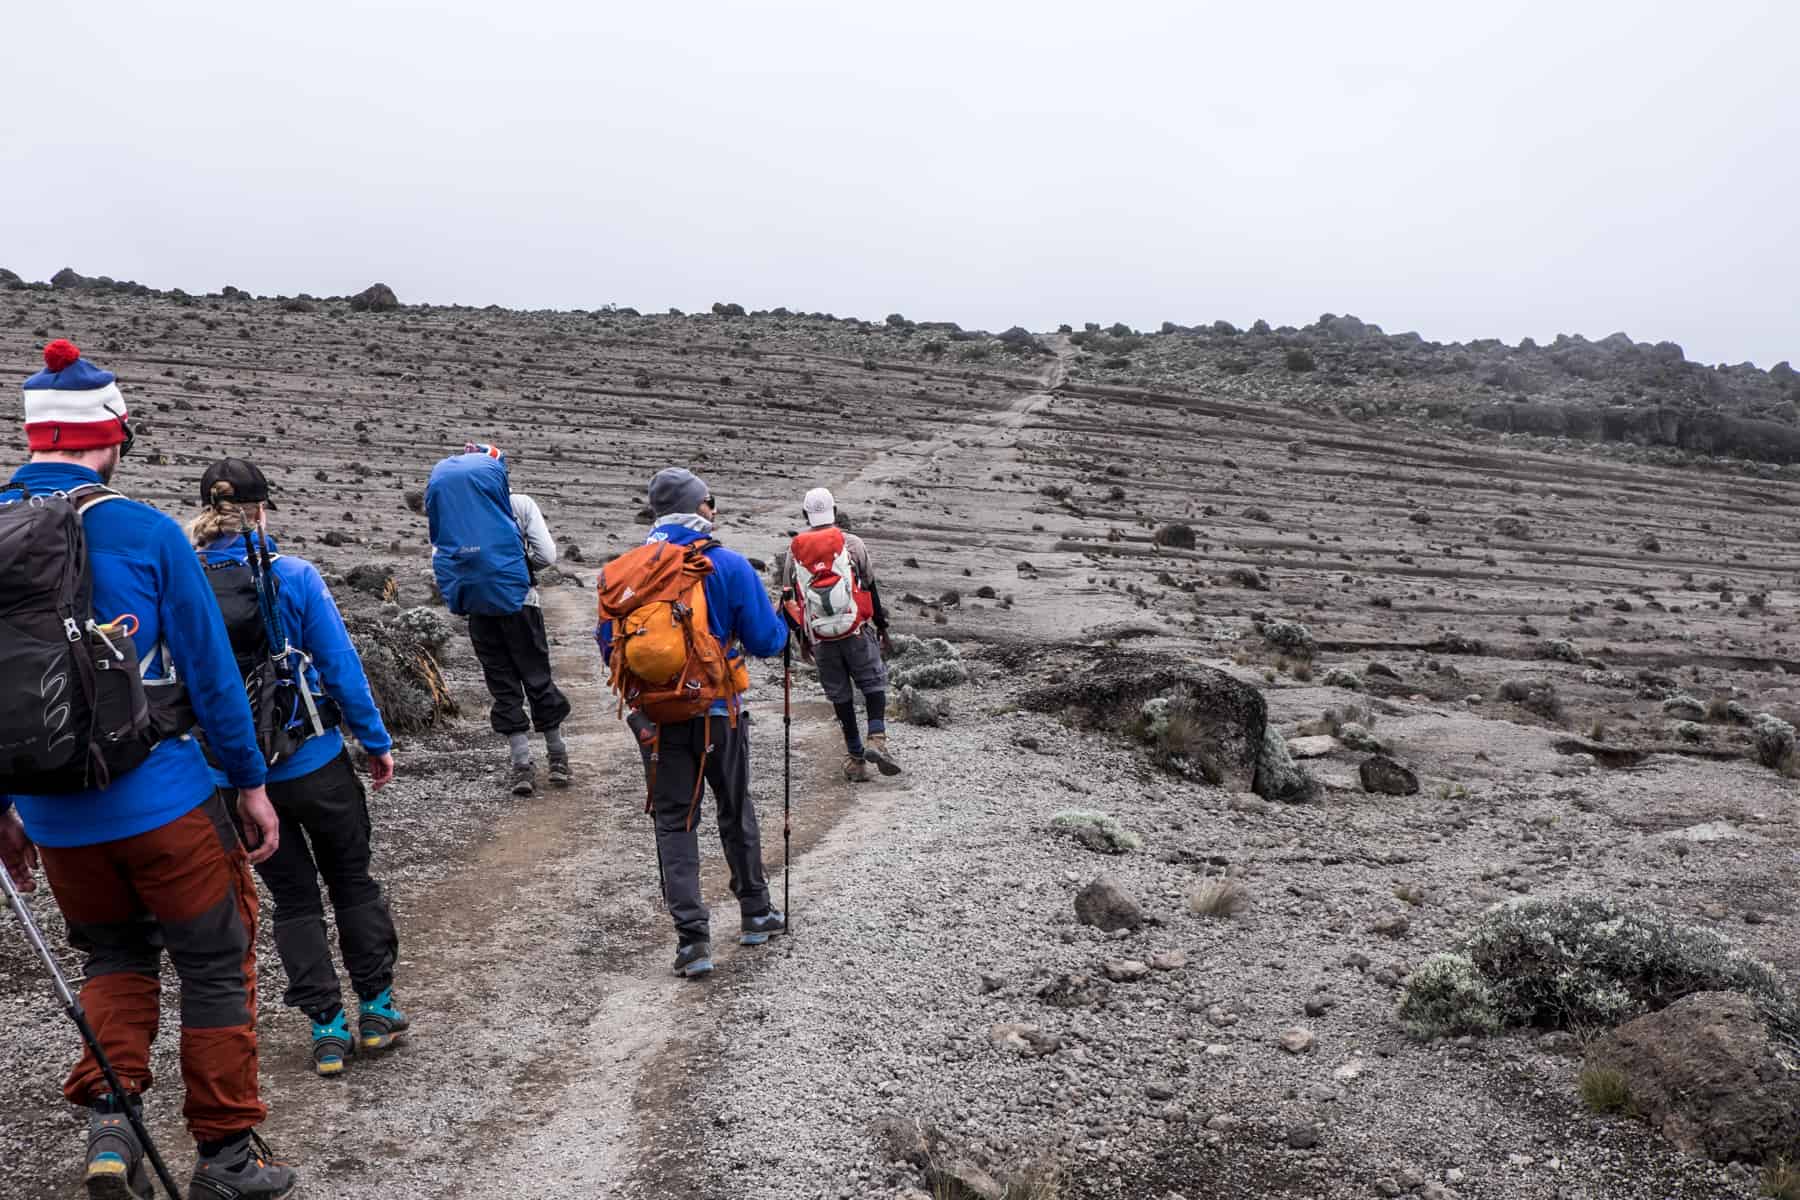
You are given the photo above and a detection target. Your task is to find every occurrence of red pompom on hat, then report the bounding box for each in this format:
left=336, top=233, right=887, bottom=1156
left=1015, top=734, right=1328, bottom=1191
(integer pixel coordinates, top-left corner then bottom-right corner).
left=43, top=339, right=81, bottom=373
left=21, top=340, right=128, bottom=452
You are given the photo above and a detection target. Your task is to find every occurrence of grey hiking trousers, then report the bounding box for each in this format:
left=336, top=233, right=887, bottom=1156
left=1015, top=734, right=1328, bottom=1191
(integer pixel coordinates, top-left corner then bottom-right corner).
left=647, top=713, right=772, bottom=945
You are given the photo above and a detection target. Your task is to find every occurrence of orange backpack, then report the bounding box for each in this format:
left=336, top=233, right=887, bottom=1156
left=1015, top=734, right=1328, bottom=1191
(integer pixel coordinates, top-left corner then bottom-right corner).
left=597, top=538, right=748, bottom=727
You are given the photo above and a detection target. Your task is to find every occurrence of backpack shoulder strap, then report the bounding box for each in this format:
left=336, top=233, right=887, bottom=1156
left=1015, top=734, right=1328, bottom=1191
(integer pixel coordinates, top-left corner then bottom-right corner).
left=69, top=484, right=122, bottom=515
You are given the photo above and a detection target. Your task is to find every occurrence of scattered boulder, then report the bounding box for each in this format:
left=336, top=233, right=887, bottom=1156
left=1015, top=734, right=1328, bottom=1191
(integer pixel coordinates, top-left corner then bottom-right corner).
left=896, top=685, right=945, bottom=727
left=1492, top=516, right=1531, bottom=540
left=1226, top=566, right=1269, bottom=590
left=1280, top=1027, right=1317, bottom=1054
left=988, top=1022, right=1061, bottom=1059
left=1253, top=726, right=1318, bottom=803
left=1023, top=656, right=1269, bottom=793
left=350, top=282, right=400, bottom=312
left=1074, top=875, right=1143, bottom=932
left=1542, top=639, right=1583, bottom=664
left=1102, top=959, right=1151, bottom=983
left=402, top=488, right=425, bottom=514
left=1286, top=734, right=1339, bottom=759
left=1497, top=678, right=1563, bottom=721
left=1153, top=523, right=1196, bottom=549
left=1359, top=754, right=1419, bottom=796
left=344, top=562, right=396, bottom=598
left=1586, top=991, right=1800, bottom=1164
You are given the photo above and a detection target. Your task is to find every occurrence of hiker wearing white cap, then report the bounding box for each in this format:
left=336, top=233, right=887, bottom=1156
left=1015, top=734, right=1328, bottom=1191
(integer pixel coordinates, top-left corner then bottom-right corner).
left=784, top=487, right=899, bottom=782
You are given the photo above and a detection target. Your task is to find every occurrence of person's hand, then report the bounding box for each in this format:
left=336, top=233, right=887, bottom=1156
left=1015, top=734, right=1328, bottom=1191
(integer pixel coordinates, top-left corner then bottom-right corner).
left=235, top=787, right=281, bottom=865
left=0, top=810, right=38, bottom=893
left=368, top=753, right=396, bottom=790
left=879, top=629, right=894, bottom=658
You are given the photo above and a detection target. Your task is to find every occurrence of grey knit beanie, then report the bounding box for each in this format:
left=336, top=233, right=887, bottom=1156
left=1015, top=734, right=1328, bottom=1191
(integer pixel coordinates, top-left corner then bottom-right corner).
left=648, top=467, right=710, bottom=518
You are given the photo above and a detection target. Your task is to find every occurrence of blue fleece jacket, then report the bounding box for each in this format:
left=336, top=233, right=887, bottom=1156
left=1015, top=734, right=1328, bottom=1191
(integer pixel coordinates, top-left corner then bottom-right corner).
left=200, top=535, right=392, bottom=785
left=597, top=521, right=790, bottom=713
left=1, top=463, right=266, bottom=848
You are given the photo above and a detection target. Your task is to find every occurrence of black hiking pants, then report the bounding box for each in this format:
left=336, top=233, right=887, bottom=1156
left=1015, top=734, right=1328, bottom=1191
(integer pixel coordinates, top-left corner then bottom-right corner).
left=467, top=605, right=572, bottom=736
left=649, top=714, right=771, bottom=945
left=251, top=751, right=399, bottom=1019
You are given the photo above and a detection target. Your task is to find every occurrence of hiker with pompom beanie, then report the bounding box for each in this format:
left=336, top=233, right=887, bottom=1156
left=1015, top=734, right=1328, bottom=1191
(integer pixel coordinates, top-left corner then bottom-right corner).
left=783, top=486, right=900, bottom=782
left=0, top=342, right=299, bottom=1198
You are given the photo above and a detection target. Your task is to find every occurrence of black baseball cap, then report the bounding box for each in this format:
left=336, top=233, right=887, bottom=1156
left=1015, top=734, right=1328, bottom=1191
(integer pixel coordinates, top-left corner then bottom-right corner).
left=199, top=457, right=278, bottom=509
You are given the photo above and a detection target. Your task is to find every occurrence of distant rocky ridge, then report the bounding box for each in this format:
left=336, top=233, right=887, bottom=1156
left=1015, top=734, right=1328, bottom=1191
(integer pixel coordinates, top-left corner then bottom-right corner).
left=1076, top=313, right=1800, bottom=467
left=3, top=266, right=405, bottom=313
left=9, top=266, right=1795, bottom=464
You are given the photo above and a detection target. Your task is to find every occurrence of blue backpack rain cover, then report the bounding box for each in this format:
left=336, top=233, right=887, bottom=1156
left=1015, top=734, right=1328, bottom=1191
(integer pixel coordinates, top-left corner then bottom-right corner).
left=425, top=453, right=531, bottom=617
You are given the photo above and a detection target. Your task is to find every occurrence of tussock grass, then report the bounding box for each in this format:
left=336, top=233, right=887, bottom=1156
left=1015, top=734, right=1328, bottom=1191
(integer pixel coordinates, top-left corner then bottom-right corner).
left=1578, top=1064, right=1633, bottom=1115
left=1189, top=876, right=1251, bottom=919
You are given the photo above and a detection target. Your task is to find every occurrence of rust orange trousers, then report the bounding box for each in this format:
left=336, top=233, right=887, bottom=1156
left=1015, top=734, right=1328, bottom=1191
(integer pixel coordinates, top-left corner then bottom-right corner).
left=38, top=793, right=267, bottom=1140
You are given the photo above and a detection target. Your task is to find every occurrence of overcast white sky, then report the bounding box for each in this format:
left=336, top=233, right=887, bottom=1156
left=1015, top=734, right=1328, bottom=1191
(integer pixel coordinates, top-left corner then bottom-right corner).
left=5, top=1, right=1795, bottom=366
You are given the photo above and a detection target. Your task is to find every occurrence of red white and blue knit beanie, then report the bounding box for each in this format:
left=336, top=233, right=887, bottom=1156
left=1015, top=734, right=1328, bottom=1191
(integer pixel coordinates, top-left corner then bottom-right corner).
left=22, top=340, right=129, bottom=451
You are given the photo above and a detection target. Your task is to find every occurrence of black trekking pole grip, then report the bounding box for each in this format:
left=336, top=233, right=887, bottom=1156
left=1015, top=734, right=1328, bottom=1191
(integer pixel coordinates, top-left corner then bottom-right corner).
left=2, top=868, right=185, bottom=1198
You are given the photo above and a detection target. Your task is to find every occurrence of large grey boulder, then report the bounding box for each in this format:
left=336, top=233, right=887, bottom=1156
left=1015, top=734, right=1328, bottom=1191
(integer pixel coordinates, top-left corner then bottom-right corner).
left=1585, top=991, right=1800, bottom=1164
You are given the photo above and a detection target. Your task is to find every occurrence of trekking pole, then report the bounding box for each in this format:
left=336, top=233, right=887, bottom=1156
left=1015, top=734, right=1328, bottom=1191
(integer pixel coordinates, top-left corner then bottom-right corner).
left=783, top=638, right=792, bottom=930
left=0, top=868, right=185, bottom=1199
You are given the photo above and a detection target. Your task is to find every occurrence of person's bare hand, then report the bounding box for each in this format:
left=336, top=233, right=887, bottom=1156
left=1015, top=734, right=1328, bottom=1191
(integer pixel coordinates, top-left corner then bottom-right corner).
left=0, top=810, right=38, bottom=893
left=235, top=787, right=281, bottom=865
left=368, top=752, right=396, bottom=790
left=878, top=630, right=895, bottom=658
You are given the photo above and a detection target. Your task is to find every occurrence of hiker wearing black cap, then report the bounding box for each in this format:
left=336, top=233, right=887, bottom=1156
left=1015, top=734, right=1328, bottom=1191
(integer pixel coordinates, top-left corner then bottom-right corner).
left=188, top=458, right=407, bottom=1079
left=0, top=343, right=297, bottom=1199
left=596, top=468, right=791, bottom=978
left=426, top=443, right=572, bottom=797
left=785, top=486, right=900, bottom=782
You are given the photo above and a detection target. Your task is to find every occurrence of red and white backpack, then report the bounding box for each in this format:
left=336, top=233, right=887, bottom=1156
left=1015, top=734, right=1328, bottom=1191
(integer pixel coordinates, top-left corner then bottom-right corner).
left=790, top=527, right=874, bottom=642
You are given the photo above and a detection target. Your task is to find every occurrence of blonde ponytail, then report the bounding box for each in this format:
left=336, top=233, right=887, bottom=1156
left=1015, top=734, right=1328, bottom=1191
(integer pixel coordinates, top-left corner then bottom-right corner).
left=185, top=481, right=264, bottom=548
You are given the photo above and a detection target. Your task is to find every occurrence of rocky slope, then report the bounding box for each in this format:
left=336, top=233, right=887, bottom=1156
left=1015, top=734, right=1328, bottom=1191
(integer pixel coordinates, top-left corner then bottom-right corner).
left=0, top=278, right=1795, bottom=1200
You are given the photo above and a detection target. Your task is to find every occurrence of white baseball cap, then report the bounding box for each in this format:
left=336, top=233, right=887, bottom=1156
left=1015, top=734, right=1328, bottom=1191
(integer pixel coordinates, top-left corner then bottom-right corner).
left=802, top=486, right=836, bottom=527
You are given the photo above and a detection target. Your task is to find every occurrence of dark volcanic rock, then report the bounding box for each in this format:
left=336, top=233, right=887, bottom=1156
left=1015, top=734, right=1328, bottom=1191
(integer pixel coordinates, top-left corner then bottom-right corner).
left=1074, top=875, right=1143, bottom=932
left=1359, top=754, right=1420, bottom=795
left=351, top=282, right=401, bottom=312
left=1587, top=992, right=1800, bottom=1164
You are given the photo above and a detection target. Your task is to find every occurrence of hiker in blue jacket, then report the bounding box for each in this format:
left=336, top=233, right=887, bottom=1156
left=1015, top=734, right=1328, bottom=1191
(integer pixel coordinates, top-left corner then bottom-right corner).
left=0, top=343, right=297, bottom=1199
left=598, top=467, right=791, bottom=978
left=188, top=458, right=407, bottom=1078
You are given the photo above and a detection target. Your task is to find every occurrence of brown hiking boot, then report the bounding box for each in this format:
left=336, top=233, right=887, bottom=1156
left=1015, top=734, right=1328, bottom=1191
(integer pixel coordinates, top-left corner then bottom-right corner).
left=843, top=753, right=870, bottom=783
left=862, top=732, right=902, bottom=776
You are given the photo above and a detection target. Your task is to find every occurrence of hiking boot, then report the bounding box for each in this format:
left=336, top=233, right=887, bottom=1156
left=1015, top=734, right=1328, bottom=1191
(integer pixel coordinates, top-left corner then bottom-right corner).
left=311, top=1009, right=352, bottom=1077
left=740, top=908, right=787, bottom=946
left=672, top=940, right=713, bottom=979
left=358, top=988, right=409, bottom=1052
left=547, top=749, right=572, bottom=788
left=85, top=1096, right=149, bottom=1199
left=862, top=732, right=903, bottom=776
left=843, top=752, right=870, bottom=783
left=510, top=762, right=535, bottom=797
left=190, top=1131, right=296, bottom=1200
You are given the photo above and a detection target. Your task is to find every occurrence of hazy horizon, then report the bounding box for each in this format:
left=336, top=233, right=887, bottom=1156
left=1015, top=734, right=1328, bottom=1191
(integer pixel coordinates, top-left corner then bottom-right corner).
left=5, top=0, right=1795, bottom=368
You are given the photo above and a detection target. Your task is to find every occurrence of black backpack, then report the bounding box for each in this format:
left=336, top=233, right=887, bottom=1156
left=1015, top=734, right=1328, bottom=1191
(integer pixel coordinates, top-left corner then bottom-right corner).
left=0, top=483, right=195, bottom=794
left=201, top=541, right=340, bottom=767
